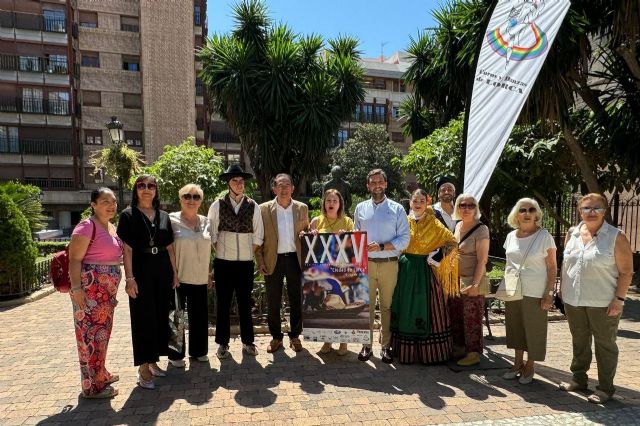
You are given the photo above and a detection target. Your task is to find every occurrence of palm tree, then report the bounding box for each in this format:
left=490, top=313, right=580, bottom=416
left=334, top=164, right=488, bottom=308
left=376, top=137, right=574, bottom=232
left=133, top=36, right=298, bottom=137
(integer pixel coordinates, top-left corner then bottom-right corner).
left=198, top=0, right=365, bottom=198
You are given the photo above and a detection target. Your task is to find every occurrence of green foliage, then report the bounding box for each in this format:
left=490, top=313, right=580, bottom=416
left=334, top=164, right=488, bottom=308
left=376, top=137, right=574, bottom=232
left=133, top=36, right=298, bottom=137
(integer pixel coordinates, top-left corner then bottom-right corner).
left=80, top=206, right=119, bottom=225
left=199, top=0, right=365, bottom=197
left=36, top=241, right=68, bottom=256
left=308, top=196, right=322, bottom=219
left=0, top=193, right=37, bottom=290
left=0, top=181, right=46, bottom=233
left=329, top=124, right=405, bottom=198
left=142, top=137, right=226, bottom=209
left=90, top=142, right=143, bottom=189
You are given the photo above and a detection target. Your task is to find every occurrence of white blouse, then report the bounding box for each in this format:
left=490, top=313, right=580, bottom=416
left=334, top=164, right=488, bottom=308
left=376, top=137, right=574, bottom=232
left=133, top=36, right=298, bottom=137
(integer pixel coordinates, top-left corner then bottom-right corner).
left=170, top=212, right=212, bottom=285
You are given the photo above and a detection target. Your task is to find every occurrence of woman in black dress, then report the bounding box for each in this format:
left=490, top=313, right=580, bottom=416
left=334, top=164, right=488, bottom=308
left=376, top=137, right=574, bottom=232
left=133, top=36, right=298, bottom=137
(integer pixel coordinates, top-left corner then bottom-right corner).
left=117, top=175, right=179, bottom=390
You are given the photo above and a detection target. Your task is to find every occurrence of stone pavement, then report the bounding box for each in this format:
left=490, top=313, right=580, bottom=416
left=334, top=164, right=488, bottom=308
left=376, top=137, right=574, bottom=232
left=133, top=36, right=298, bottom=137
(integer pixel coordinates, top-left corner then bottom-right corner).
left=1, top=281, right=640, bottom=426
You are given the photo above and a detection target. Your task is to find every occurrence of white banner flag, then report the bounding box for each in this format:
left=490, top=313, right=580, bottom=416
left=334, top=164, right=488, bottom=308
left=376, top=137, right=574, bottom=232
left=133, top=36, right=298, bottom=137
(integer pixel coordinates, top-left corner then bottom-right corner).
left=464, top=0, right=570, bottom=200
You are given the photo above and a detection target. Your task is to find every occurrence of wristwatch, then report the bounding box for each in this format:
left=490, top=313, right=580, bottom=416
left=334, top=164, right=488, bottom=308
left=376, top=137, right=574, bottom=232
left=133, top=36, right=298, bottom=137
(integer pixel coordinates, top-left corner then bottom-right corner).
left=616, top=296, right=626, bottom=302
left=378, top=243, right=385, bottom=251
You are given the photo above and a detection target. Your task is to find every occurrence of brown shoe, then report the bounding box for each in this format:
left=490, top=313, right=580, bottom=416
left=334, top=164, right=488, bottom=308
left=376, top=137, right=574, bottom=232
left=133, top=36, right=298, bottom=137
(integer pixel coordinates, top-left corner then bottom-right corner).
left=290, top=337, right=303, bottom=352
left=267, top=339, right=282, bottom=353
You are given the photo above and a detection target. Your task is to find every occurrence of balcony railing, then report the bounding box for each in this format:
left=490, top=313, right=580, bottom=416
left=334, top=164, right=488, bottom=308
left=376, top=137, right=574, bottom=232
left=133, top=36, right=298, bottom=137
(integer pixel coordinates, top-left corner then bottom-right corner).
left=0, top=54, right=68, bottom=74
left=211, top=131, right=240, bottom=144
left=24, top=177, right=74, bottom=190
left=0, top=10, right=66, bottom=33
left=353, top=112, right=386, bottom=124
left=0, top=137, right=72, bottom=155
left=120, top=23, right=139, bottom=32
left=0, top=96, right=71, bottom=116
left=195, top=81, right=204, bottom=96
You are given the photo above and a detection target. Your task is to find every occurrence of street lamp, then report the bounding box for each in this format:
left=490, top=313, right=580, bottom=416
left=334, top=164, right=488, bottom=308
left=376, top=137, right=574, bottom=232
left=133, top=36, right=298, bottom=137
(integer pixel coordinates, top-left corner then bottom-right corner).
left=106, top=116, right=125, bottom=205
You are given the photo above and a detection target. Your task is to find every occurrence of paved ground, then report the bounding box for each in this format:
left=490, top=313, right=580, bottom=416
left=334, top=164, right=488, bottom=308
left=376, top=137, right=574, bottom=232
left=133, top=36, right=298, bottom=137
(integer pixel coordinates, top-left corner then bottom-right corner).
left=1, top=279, right=640, bottom=425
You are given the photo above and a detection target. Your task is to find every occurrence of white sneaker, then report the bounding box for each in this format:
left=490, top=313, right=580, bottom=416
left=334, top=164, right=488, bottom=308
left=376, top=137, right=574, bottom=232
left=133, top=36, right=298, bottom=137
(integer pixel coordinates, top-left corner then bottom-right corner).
left=216, top=345, right=230, bottom=359
left=169, top=359, right=185, bottom=368
left=196, top=355, right=209, bottom=362
left=243, top=344, right=258, bottom=356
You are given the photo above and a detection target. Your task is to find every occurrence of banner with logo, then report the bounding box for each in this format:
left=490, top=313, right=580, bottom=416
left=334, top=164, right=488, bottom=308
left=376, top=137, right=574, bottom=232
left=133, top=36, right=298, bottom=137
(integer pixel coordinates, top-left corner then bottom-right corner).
left=301, top=231, right=370, bottom=344
left=464, top=0, right=570, bottom=199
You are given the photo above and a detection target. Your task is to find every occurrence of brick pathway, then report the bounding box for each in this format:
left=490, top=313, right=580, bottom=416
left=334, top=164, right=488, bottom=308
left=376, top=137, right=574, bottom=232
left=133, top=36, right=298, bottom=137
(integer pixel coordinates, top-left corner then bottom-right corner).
left=1, top=280, right=639, bottom=425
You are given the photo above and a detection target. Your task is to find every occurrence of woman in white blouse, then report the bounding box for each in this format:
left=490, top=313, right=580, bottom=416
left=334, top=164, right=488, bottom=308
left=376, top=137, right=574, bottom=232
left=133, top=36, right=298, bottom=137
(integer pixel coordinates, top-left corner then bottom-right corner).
left=559, top=193, right=633, bottom=404
left=502, top=198, right=557, bottom=384
left=168, top=184, right=213, bottom=368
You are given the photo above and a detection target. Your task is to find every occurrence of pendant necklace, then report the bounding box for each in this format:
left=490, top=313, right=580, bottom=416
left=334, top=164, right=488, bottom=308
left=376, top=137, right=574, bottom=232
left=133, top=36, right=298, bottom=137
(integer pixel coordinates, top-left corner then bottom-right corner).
left=138, top=207, right=157, bottom=246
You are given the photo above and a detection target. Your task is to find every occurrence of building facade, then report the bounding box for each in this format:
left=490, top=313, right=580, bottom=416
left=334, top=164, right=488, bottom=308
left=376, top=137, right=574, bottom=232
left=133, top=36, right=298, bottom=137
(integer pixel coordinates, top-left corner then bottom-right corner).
left=0, top=0, right=208, bottom=231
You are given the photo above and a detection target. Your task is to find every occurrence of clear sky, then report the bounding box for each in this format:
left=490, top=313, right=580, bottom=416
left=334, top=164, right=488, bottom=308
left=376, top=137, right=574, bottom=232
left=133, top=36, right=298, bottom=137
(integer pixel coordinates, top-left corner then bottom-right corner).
left=207, top=0, right=440, bottom=59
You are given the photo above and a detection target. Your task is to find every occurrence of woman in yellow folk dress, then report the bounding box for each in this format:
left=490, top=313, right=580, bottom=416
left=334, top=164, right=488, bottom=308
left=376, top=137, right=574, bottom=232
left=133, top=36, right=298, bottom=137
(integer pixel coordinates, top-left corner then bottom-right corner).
left=390, top=189, right=458, bottom=364
left=309, top=189, right=354, bottom=356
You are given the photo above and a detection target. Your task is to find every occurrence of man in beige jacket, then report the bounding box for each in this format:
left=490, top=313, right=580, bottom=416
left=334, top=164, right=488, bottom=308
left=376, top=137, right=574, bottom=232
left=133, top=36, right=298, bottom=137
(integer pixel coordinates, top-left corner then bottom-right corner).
left=256, top=173, right=309, bottom=353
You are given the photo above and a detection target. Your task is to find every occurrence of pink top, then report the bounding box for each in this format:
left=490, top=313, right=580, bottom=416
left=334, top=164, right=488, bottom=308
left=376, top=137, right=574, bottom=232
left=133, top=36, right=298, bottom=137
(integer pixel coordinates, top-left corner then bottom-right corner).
left=72, top=219, right=123, bottom=264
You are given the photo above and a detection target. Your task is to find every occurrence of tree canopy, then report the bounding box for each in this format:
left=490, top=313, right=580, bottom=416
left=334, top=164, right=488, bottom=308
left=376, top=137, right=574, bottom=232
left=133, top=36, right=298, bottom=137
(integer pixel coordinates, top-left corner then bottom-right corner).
left=0, top=181, right=46, bottom=234
left=0, top=193, right=37, bottom=293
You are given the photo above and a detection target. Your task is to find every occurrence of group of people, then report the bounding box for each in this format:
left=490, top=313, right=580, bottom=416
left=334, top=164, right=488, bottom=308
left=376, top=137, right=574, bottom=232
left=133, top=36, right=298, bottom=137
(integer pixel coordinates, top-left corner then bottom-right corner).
left=66, top=167, right=634, bottom=406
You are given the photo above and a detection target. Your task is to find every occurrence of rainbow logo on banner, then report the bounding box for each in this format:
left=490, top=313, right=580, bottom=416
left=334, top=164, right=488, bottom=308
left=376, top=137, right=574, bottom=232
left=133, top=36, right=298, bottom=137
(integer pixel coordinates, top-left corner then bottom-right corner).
left=486, top=23, right=548, bottom=61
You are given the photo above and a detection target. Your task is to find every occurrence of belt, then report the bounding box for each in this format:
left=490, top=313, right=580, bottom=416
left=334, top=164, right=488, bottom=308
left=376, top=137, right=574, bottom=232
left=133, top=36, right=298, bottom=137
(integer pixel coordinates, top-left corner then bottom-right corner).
left=368, top=256, right=399, bottom=263
left=141, top=246, right=168, bottom=254
left=278, top=252, right=297, bottom=257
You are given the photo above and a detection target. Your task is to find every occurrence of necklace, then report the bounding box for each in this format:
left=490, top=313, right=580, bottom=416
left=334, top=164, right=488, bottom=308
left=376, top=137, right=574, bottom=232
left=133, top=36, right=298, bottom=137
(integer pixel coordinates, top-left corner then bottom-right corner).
left=137, top=207, right=157, bottom=246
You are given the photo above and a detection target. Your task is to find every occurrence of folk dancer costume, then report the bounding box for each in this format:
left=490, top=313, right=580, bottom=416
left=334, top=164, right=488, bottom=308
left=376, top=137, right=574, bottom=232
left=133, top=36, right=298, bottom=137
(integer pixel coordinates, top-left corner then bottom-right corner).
left=390, top=207, right=458, bottom=364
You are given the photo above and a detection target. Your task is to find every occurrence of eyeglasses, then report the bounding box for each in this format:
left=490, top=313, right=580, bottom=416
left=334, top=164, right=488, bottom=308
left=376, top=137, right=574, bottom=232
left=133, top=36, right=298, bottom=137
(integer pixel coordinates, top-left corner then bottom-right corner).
left=580, top=206, right=605, bottom=214
left=136, top=182, right=157, bottom=190
left=459, top=203, right=476, bottom=210
left=275, top=184, right=292, bottom=189
left=518, top=207, right=537, bottom=214
left=182, top=193, right=202, bottom=201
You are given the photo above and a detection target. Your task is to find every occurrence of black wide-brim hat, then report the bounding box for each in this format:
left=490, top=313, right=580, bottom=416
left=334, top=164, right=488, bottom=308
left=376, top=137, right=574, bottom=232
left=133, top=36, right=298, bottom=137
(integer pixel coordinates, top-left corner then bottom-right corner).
left=219, top=164, right=254, bottom=182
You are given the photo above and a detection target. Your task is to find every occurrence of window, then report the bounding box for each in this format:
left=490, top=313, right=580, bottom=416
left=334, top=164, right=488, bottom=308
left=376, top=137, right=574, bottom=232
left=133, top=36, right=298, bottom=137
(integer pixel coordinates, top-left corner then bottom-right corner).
left=43, top=9, right=66, bottom=33
left=392, top=106, right=400, bottom=118
left=19, top=56, right=42, bottom=72
left=85, top=129, right=102, bottom=145
left=120, top=16, right=139, bottom=32
left=81, top=51, right=99, bottom=68
left=226, top=153, right=241, bottom=164
left=46, top=54, right=67, bottom=74
left=123, top=93, right=141, bottom=109
left=375, top=105, right=386, bottom=121
left=0, top=126, right=19, bottom=153
left=122, top=55, right=140, bottom=71
left=82, top=91, right=101, bottom=107
left=363, top=104, right=373, bottom=121
left=194, top=5, right=202, bottom=26
left=195, top=78, right=204, bottom=96
left=354, top=105, right=361, bottom=121
left=48, top=91, right=69, bottom=115
left=22, top=88, right=43, bottom=113
left=79, top=11, right=98, bottom=28
left=125, top=131, right=142, bottom=147
left=335, top=129, right=349, bottom=146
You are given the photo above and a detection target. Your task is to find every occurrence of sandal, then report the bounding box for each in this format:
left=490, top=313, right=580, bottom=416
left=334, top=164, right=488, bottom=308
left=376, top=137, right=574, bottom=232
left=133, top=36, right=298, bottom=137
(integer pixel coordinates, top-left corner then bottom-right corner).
left=587, top=390, right=612, bottom=404
left=559, top=380, right=587, bottom=392
left=105, top=374, right=119, bottom=385
left=81, top=385, right=118, bottom=399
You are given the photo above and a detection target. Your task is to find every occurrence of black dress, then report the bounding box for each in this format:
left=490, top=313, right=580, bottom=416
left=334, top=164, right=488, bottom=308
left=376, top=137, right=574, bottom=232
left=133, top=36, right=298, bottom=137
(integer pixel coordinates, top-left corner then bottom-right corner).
left=117, top=206, right=174, bottom=366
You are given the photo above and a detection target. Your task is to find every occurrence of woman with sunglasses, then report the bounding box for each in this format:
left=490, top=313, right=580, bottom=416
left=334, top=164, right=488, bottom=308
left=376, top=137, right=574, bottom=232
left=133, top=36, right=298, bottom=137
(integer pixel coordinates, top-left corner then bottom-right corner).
left=559, top=193, right=633, bottom=404
left=450, top=194, right=489, bottom=366
left=167, top=184, right=212, bottom=368
left=502, top=198, right=556, bottom=384
left=117, top=175, right=179, bottom=389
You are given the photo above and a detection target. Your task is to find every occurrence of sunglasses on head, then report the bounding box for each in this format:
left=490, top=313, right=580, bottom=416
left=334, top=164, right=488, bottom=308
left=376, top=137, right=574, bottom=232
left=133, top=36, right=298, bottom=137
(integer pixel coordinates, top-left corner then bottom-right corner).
left=182, top=193, right=202, bottom=201
left=136, top=182, right=157, bottom=190
left=459, top=203, right=476, bottom=209
left=580, top=206, right=605, bottom=214
left=518, top=207, right=537, bottom=214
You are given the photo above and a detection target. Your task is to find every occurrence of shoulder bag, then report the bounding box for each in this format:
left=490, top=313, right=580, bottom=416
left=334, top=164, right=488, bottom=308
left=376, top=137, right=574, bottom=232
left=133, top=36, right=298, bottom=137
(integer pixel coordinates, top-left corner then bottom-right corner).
left=494, top=230, right=542, bottom=302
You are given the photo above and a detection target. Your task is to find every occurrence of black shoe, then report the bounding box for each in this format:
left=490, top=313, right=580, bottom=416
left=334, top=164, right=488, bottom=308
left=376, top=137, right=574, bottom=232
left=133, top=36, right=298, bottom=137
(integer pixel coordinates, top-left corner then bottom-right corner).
left=381, top=347, right=393, bottom=364
left=358, top=346, right=372, bottom=362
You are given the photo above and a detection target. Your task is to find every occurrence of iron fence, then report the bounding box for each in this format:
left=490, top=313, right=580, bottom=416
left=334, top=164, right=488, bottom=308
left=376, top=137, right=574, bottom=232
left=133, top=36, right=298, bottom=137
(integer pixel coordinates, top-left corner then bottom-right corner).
left=0, top=258, right=52, bottom=299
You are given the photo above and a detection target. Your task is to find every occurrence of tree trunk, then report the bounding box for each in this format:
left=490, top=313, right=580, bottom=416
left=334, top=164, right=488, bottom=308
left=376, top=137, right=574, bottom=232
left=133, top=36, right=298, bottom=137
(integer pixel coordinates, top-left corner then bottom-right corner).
left=561, top=121, right=601, bottom=194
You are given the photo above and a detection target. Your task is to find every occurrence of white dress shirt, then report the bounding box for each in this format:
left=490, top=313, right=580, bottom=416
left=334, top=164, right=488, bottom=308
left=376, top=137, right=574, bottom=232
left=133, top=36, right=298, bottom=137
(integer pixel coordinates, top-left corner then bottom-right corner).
left=276, top=201, right=296, bottom=253
left=208, top=196, right=264, bottom=261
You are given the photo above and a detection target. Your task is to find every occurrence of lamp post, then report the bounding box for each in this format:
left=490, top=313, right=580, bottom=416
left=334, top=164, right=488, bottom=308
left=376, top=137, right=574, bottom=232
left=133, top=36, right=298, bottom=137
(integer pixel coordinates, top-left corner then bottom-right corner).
left=105, top=116, right=125, bottom=205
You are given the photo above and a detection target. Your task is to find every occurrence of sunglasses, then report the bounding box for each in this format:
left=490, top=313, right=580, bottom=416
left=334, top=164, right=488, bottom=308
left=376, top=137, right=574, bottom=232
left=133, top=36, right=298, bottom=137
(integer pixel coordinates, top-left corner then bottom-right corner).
left=459, top=203, right=476, bottom=209
left=518, top=207, right=537, bottom=214
left=580, top=206, right=605, bottom=214
left=136, top=182, right=157, bottom=190
left=182, top=193, right=202, bottom=201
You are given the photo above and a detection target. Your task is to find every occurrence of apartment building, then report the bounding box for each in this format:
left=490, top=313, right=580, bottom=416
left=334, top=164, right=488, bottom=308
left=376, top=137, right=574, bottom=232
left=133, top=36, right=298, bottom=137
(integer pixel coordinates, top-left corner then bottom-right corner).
left=0, top=0, right=208, bottom=231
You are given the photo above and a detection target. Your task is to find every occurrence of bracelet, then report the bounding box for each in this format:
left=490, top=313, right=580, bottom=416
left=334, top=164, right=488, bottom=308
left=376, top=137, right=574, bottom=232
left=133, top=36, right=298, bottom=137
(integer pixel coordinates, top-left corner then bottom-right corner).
left=616, top=296, right=626, bottom=302
left=125, top=277, right=136, bottom=282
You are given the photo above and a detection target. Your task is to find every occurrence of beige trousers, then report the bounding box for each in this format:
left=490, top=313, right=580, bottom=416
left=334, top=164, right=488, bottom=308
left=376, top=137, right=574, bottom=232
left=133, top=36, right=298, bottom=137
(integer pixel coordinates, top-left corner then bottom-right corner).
left=367, top=259, right=399, bottom=348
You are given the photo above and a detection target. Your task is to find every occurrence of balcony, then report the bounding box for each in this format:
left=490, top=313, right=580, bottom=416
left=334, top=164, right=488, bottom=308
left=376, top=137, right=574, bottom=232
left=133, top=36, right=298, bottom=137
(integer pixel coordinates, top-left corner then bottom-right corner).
left=0, top=137, right=72, bottom=155
left=24, top=177, right=74, bottom=190
left=353, top=112, right=386, bottom=124
left=120, top=23, right=139, bottom=33
left=211, top=131, right=240, bottom=145
left=0, top=96, right=70, bottom=116
left=0, top=54, right=68, bottom=74
left=0, top=10, right=66, bottom=33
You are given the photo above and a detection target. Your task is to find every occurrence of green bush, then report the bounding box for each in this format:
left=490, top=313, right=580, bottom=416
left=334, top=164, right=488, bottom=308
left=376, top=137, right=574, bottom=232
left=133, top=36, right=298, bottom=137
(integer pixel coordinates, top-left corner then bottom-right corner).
left=0, top=193, right=38, bottom=292
left=36, top=241, right=68, bottom=256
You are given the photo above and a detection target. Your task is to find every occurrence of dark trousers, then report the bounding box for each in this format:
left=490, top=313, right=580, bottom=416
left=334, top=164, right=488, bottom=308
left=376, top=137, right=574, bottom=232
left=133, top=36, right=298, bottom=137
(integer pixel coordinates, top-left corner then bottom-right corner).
left=265, top=254, right=303, bottom=340
left=214, top=258, right=255, bottom=345
left=168, top=283, right=209, bottom=360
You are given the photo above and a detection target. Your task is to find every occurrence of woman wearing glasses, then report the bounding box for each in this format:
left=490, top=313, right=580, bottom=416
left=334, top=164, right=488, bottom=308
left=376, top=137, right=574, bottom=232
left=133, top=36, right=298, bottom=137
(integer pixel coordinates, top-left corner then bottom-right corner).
left=502, top=198, right=556, bottom=384
left=117, top=175, right=179, bottom=389
left=450, top=194, right=489, bottom=366
left=168, top=184, right=212, bottom=368
left=559, top=193, right=633, bottom=403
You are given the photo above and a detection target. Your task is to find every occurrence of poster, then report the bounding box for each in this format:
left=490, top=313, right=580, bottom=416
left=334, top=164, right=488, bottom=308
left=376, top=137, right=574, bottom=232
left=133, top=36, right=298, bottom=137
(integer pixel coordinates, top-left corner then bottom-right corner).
left=301, top=231, right=370, bottom=344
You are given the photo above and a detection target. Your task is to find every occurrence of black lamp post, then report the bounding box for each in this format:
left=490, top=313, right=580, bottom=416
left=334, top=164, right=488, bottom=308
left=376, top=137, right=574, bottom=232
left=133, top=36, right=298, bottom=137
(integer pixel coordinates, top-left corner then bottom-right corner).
left=105, top=116, right=125, bottom=205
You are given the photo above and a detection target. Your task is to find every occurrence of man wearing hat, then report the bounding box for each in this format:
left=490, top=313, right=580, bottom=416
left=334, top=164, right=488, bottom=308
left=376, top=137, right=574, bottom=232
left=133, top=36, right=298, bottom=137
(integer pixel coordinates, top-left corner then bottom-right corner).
left=208, top=164, right=264, bottom=358
left=433, top=177, right=457, bottom=232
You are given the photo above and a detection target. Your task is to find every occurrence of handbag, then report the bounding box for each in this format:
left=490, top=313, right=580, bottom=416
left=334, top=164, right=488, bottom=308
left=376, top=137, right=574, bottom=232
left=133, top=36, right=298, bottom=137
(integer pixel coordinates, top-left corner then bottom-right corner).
left=494, top=230, right=542, bottom=302
left=50, top=220, right=96, bottom=293
left=168, top=289, right=185, bottom=353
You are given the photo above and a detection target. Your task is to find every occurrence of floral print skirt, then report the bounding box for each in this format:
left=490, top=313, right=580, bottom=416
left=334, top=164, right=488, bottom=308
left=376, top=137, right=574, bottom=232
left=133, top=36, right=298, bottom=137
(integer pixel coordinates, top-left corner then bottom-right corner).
left=71, top=264, right=120, bottom=396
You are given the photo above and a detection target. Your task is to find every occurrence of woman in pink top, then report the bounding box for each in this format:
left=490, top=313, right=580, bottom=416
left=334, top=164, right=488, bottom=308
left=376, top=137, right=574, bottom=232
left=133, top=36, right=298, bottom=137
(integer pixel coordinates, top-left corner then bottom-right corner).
left=68, top=188, right=123, bottom=399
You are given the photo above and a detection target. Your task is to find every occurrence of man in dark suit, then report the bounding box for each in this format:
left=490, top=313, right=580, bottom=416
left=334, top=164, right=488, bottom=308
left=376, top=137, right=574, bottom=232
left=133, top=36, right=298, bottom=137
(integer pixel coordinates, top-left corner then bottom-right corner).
left=255, top=173, right=310, bottom=353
